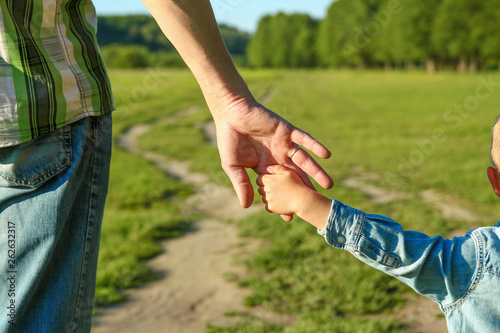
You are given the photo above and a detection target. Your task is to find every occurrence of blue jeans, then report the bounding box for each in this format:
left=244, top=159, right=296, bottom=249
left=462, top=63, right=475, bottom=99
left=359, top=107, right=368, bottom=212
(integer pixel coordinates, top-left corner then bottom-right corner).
left=0, top=114, right=112, bottom=332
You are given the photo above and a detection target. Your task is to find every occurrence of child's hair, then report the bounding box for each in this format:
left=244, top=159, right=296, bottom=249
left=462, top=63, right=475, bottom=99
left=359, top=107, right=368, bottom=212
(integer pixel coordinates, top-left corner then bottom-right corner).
left=491, top=114, right=500, bottom=169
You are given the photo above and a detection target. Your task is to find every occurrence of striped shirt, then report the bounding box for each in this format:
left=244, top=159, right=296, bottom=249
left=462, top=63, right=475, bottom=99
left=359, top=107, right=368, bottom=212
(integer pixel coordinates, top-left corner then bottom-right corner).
left=0, top=0, right=114, bottom=147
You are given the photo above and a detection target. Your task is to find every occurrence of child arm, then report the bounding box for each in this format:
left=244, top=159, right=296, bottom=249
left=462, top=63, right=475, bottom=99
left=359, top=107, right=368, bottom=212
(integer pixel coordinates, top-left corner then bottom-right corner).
left=257, top=165, right=332, bottom=229
left=259, top=166, right=479, bottom=308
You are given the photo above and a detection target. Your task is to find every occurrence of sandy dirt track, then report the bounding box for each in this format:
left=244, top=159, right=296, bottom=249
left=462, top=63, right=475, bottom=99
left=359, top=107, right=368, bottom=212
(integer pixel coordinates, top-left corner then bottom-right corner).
left=93, top=110, right=294, bottom=333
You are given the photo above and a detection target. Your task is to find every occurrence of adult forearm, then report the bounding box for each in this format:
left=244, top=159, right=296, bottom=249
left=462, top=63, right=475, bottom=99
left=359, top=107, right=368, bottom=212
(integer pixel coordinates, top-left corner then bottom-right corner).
left=142, top=0, right=333, bottom=211
left=141, top=0, right=255, bottom=117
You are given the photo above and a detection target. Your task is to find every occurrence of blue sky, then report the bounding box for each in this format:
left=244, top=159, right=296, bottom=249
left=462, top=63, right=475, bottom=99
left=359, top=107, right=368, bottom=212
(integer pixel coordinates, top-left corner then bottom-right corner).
left=92, top=0, right=333, bottom=33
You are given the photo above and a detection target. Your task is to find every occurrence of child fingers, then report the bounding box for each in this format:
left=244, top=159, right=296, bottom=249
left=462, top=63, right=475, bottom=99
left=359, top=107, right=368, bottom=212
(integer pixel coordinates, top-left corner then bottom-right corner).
left=261, top=197, right=272, bottom=213
left=257, top=186, right=265, bottom=196
left=266, top=165, right=291, bottom=175
left=260, top=174, right=273, bottom=186
left=264, top=204, right=272, bottom=213
left=256, top=174, right=265, bottom=186
left=257, top=174, right=276, bottom=186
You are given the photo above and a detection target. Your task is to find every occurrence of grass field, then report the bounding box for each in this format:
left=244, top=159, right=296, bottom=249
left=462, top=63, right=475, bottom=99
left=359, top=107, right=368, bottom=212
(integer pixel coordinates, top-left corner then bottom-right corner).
left=96, top=69, right=500, bottom=331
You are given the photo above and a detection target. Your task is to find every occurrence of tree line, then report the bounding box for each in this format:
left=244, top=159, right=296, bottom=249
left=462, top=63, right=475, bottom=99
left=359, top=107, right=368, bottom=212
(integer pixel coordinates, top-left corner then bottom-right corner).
left=96, top=15, right=250, bottom=68
left=248, top=0, right=500, bottom=72
left=97, top=0, right=500, bottom=72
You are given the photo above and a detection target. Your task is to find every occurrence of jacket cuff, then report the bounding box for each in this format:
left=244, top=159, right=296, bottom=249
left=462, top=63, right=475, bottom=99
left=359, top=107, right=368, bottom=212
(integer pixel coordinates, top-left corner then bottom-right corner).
left=318, top=199, right=365, bottom=250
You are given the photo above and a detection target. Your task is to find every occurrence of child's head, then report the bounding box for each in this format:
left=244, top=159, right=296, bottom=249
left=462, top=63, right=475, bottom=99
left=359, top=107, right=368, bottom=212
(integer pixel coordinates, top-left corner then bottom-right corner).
left=487, top=115, right=500, bottom=196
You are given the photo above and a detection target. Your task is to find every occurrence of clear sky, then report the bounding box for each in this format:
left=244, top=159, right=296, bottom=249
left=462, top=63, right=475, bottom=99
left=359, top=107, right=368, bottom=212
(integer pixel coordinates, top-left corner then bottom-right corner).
left=92, top=0, right=333, bottom=33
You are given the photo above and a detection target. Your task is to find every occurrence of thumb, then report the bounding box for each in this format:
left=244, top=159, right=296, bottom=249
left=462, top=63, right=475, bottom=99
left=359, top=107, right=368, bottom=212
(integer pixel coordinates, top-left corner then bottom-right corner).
left=266, top=165, right=291, bottom=175
left=225, top=165, right=254, bottom=208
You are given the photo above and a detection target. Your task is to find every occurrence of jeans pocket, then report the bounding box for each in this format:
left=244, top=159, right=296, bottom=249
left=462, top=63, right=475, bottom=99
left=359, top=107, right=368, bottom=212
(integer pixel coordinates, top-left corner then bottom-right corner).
left=0, top=125, right=72, bottom=188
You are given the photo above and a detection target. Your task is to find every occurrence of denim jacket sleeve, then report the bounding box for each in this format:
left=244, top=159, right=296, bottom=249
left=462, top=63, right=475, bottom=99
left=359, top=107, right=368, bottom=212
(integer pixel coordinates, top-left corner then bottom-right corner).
left=318, top=199, right=477, bottom=306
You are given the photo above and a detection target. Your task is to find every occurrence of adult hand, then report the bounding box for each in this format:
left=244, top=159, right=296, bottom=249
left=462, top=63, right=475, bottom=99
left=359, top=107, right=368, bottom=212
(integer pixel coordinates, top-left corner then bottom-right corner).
left=215, top=99, right=333, bottom=221
left=142, top=0, right=333, bottom=220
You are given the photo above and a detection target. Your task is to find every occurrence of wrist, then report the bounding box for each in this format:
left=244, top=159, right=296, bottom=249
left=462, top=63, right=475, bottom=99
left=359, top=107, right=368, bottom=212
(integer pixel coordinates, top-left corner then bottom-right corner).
left=199, top=69, right=257, bottom=120
left=297, top=190, right=331, bottom=230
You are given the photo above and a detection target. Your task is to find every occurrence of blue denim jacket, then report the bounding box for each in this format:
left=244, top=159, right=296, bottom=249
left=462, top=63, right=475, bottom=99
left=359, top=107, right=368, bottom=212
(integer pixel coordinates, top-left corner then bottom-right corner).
left=319, top=200, right=500, bottom=332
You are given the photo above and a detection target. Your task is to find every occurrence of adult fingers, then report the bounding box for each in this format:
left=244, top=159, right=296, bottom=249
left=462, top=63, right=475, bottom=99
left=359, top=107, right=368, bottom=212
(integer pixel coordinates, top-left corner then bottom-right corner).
left=289, top=146, right=334, bottom=189
left=280, top=214, right=294, bottom=222
left=292, top=166, right=316, bottom=190
left=224, top=165, right=254, bottom=208
left=290, top=128, right=331, bottom=159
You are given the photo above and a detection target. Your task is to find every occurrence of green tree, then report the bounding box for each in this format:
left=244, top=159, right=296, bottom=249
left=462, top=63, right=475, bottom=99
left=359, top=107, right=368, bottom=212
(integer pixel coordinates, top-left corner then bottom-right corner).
left=219, top=24, right=250, bottom=55
left=100, top=45, right=150, bottom=68
left=97, top=15, right=249, bottom=57
left=97, top=15, right=175, bottom=52
left=247, top=13, right=319, bottom=68
left=268, top=13, right=293, bottom=67
left=317, top=0, right=384, bottom=68
left=475, top=0, right=500, bottom=69
left=373, top=0, right=443, bottom=72
left=290, top=19, right=319, bottom=67
left=432, top=0, right=485, bottom=71
left=247, top=15, right=273, bottom=67
left=370, top=0, right=408, bottom=69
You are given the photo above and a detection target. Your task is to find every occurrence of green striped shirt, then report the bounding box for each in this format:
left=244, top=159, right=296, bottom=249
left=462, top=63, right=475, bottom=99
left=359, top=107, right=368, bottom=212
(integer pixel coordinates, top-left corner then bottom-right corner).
left=0, top=0, right=114, bottom=147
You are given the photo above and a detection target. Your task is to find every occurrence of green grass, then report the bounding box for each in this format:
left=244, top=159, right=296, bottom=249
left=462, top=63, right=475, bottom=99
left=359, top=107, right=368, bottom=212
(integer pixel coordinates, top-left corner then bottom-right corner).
left=96, top=68, right=500, bottom=331
left=95, top=70, right=201, bottom=305
left=95, top=148, right=194, bottom=304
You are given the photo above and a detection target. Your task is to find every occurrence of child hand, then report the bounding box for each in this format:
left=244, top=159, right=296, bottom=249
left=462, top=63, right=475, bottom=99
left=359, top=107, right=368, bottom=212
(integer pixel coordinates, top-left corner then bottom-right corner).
left=257, top=165, right=314, bottom=216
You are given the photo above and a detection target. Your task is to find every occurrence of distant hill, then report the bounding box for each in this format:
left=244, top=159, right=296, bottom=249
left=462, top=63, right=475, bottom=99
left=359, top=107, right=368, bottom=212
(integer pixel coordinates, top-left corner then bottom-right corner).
left=96, top=15, right=249, bottom=56
left=97, top=1, right=500, bottom=72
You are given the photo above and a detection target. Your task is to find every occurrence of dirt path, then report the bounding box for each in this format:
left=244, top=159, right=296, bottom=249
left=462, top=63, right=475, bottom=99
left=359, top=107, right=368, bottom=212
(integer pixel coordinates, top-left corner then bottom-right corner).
left=92, top=107, right=293, bottom=333
left=93, top=101, right=478, bottom=332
